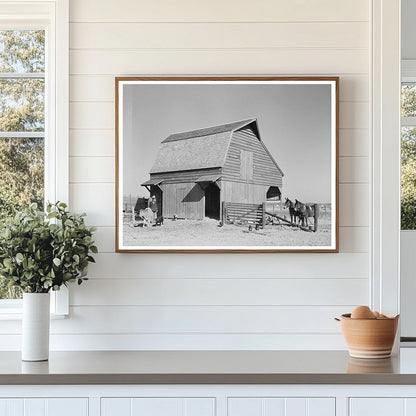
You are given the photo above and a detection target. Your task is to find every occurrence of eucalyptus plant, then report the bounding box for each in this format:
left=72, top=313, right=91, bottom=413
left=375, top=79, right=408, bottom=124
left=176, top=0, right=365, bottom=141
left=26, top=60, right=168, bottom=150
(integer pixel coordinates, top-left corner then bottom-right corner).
left=0, top=202, right=97, bottom=293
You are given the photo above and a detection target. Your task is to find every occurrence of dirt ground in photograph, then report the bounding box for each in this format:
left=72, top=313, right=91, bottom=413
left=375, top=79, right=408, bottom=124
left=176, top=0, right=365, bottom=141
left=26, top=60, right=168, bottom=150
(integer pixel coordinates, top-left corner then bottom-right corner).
left=122, top=211, right=332, bottom=247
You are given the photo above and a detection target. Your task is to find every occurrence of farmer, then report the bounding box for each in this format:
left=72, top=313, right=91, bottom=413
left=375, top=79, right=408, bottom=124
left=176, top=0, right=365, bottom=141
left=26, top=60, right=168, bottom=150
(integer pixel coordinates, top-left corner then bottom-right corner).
left=148, top=195, right=158, bottom=223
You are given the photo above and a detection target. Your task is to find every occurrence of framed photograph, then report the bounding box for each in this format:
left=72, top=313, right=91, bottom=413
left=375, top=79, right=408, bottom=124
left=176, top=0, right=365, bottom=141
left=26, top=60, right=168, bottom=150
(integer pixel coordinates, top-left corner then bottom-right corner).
left=116, top=77, right=338, bottom=253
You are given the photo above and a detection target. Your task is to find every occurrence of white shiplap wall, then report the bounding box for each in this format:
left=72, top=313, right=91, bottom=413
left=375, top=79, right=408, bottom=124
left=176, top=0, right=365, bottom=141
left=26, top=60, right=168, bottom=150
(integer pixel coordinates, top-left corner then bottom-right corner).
left=39, top=0, right=371, bottom=350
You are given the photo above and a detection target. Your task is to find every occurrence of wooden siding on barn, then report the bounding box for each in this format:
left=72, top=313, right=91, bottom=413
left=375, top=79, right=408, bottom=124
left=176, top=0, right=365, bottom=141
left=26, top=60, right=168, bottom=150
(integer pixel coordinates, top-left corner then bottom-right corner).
left=221, top=180, right=269, bottom=204
left=150, top=167, right=222, bottom=184
left=161, top=182, right=205, bottom=219
left=223, top=126, right=283, bottom=187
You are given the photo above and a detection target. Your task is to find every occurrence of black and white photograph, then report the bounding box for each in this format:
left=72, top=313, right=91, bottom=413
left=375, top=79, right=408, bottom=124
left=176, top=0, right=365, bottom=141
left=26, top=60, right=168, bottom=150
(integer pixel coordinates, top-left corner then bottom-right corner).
left=116, top=77, right=338, bottom=252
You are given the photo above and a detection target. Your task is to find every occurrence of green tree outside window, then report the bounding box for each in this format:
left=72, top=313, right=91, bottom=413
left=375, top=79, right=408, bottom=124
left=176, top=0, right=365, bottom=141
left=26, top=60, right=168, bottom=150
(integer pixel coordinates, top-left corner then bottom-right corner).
left=0, top=30, right=45, bottom=298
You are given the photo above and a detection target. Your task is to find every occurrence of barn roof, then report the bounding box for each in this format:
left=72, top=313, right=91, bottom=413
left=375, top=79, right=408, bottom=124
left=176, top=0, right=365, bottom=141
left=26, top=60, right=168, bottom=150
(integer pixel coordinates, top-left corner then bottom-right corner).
left=162, top=119, right=258, bottom=143
left=150, top=118, right=257, bottom=174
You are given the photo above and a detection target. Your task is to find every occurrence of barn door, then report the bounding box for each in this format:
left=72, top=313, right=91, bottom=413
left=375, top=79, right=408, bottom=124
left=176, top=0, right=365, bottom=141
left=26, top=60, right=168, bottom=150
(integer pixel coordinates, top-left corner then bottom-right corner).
left=176, top=188, right=186, bottom=218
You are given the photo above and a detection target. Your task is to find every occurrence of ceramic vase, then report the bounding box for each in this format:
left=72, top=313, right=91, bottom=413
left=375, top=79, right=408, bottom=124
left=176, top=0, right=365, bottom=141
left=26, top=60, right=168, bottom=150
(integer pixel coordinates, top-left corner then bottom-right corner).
left=22, top=292, right=50, bottom=361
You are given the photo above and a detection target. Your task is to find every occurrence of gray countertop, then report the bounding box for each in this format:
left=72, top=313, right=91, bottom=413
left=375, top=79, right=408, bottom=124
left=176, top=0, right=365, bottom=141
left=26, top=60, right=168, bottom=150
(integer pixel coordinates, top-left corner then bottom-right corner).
left=2, top=349, right=416, bottom=385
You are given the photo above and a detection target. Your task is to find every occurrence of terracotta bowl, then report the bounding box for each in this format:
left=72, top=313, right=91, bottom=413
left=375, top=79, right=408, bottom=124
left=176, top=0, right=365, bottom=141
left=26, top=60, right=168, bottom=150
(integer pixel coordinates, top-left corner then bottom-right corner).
left=337, top=313, right=399, bottom=359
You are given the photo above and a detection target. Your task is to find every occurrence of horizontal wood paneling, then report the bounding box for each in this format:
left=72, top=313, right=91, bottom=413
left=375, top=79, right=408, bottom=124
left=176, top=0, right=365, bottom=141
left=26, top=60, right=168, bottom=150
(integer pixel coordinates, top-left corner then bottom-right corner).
left=70, top=103, right=114, bottom=129
left=70, top=130, right=115, bottom=157
left=86, top=252, right=369, bottom=279
left=0, top=333, right=346, bottom=350
left=339, top=226, right=369, bottom=252
left=49, top=305, right=352, bottom=334
left=339, top=183, right=369, bottom=227
left=339, top=129, right=369, bottom=157
left=71, top=278, right=368, bottom=306
left=70, top=157, right=115, bottom=183
left=339, top=156, right=368, bottom=183
left=70, top=22, right=368, bottom=49
left=69, top=0, right=369, bottom=23
left=0, top=306, right=354, bottom=335
left=70, top=49, right=368, bottom=75
left=8, top=0, right=370, bottom=352
left=70, top=75, right=369, bottom=103
left=69, top=183, right=114, bottom=226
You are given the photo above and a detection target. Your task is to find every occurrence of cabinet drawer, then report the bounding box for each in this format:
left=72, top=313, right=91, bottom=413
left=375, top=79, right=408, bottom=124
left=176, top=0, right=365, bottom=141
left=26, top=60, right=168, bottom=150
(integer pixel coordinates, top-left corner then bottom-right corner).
left=101, top=397, right=215, bottom=416
left=228, top=397, right=335, bottom=416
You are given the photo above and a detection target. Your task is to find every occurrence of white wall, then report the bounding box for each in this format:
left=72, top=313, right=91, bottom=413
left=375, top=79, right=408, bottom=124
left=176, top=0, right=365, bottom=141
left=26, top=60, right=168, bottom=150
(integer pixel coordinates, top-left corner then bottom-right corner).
left=2, top=0, right=372, bottom=350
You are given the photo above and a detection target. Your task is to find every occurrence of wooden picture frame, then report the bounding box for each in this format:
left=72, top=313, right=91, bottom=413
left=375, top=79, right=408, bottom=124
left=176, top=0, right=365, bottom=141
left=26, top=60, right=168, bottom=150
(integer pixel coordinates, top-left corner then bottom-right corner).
left=115, top=77, right=339, bottom=253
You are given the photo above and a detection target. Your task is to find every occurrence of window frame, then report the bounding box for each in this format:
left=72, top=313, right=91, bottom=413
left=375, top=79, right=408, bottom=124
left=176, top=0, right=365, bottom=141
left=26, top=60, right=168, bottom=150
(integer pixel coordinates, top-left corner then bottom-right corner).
left=0, top=0, right=69, bottom=316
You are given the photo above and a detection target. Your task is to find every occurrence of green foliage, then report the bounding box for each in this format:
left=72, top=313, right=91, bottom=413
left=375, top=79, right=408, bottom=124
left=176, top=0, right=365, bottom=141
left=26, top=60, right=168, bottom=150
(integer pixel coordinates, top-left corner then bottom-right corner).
left=402, top=85, right=416, bottom=118
left=0, top=30, right=46, bottom=297
left=401, top=85, right=416, bottom=230
left=0, top=30, right=45, bottom=73
left=402, top=159, right=416, bottom=230
left=0, top=202, right=97, bottom=295
left=0, top=138, right=44, bottom=222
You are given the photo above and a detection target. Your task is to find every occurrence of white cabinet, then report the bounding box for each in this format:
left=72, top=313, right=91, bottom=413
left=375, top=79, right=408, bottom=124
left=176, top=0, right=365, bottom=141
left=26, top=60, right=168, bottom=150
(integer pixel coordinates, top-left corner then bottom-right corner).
left=0, top=398, right=88, bottom=416
left=350, top=398, right=416, bottom=416
left=228, top=398, right=335, bottom=416
left=101, top=397, right=215, bottom=416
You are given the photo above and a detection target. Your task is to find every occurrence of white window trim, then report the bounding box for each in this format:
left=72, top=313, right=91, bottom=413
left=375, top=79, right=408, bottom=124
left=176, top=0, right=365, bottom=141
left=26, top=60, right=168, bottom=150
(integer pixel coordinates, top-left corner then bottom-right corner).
left=371, top=0, right=401, bottom=320
left=0, top=0, right=69, bottom=317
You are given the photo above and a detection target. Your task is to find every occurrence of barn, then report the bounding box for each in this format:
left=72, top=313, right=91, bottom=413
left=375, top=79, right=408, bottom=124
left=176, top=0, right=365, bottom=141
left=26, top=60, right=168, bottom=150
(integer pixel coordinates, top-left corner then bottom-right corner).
left=141, top=118, right=284, bottom=221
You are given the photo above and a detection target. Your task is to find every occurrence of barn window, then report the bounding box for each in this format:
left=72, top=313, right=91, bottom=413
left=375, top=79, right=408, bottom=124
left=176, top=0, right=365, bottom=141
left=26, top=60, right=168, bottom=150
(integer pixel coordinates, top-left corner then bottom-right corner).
left=267, top=186, right=281, bottom=201
left=240, top=149, right=253, bottom=180
left=0, top=0, right=69, bottom=315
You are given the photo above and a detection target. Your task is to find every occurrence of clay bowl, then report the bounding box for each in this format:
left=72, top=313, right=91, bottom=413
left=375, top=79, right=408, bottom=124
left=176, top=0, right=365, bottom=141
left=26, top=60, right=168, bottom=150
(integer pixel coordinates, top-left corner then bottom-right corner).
left=336, top=313, right=399, bottom=359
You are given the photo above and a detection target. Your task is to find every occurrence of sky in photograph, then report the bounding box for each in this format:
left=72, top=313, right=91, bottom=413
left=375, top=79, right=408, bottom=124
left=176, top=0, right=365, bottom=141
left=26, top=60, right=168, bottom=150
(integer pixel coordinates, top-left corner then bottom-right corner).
left=122, top=82, right=333, bottom=203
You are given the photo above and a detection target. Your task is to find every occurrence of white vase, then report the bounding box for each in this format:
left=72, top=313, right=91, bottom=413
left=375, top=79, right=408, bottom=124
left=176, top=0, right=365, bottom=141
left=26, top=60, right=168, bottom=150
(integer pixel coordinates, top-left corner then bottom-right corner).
left=22, top=292, right=50, bottom=361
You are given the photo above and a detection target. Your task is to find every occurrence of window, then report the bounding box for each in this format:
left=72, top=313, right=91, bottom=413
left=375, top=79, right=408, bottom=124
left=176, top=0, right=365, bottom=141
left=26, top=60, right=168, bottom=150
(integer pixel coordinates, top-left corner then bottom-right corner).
left=0, top=0, right=69, bottom=314
left=0, top=30, right=45, bottom=300
left=240, top=149, right=253, bottom=180
left=401, top=64, right=416, bottom=230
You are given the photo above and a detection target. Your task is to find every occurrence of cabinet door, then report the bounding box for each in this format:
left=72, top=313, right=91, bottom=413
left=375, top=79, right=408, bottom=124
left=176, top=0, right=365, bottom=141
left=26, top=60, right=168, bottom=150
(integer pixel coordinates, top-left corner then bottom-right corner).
left=350, top=398, right=416, bottom=416
left=101, top=398, right=215, bottom=416
left=350, top=398, right=404, bottom=416
left=0, top=398, right=88, bottom=416
left=228, top=398, right=335, bottom=416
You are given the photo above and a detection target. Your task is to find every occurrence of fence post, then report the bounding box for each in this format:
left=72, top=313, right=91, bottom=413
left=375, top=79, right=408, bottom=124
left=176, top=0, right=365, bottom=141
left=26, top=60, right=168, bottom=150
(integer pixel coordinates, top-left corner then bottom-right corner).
left=222, top=201, right=227, bottom=224
left=313, top=204, right=319, bottom=232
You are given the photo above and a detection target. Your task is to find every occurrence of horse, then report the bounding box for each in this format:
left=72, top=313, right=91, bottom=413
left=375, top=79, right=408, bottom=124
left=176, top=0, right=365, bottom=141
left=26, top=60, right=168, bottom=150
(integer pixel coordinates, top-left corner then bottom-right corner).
left=284, top=198, right=302, bottom=224
left=294, top=199, right=314, bottom=227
